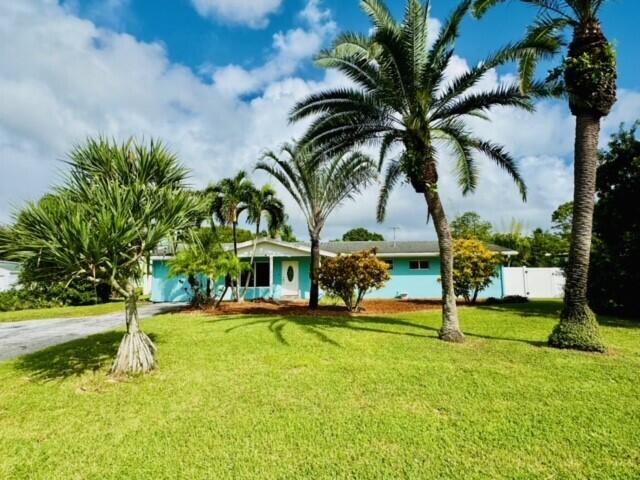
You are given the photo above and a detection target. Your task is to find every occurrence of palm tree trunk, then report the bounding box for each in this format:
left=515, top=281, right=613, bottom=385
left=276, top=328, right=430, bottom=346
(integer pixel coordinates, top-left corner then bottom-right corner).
left=111, top=284, right=156, bottom=375
left=424, top=188, right=464, bottom=343
left=309, top=233, right=321, bottom=309
left=241, top=221, right=261, bottom=300
left=549, top=114, right=605, bottom=352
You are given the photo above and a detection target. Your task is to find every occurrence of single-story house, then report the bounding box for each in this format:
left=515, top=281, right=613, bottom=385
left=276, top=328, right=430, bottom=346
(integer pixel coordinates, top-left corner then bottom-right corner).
left=150, top=239, right=517, bottom=303
left=0, top=260, right=20, bottom=292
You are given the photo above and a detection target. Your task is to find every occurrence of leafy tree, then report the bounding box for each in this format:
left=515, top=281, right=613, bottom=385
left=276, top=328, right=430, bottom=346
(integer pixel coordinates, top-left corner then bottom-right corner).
left=256, top=142, right=376, bottom=309
left=290, top=0, right=549, bottom=341
left=551, top=202, right=573, bottom=240
left=450, top=212, right=493, bottom=241
left=269, top=217, right=298, bottom=242
left=473, top=0, right=617, bottom=351
left=529, top=228, right=568, bottom=268
left=341, top=227, right=384, bottom=241
left=589, top=123, right=640, bottom=318
left=319, top=250, right=390, bottom=312
left=0, top=138, right=202, bottom=374
left=452, top=239, right=500, bottom=303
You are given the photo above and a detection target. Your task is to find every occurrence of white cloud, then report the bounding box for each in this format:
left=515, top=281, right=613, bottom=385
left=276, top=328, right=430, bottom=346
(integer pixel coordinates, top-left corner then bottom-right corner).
left=211, top=0, right=336, bottom=96
left=190, top=0, right=281, bottom=28
left=1, top=0, right=639, bottom=244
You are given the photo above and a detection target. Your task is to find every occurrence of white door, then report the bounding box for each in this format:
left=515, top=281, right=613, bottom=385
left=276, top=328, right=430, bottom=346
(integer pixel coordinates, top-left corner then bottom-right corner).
left=281, top=261, right=299, bottom=296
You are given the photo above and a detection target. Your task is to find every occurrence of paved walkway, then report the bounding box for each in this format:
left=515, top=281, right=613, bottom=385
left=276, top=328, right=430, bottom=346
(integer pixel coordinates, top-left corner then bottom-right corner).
left=0, top=303, right=183, bottom=361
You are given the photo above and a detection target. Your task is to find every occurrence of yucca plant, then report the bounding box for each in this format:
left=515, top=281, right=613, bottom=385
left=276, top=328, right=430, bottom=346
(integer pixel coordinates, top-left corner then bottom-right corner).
left=290, top=0, right=553, bottom=341
left=473, top=0, right=616, bottom=352
left=256, top=143, right=376, bottom=309
left=1, top=138, right=203, bottom=375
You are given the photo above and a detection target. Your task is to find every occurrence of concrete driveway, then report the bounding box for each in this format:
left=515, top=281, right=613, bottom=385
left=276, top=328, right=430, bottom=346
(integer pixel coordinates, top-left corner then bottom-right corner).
left=0, top=303, right=184, bottom=361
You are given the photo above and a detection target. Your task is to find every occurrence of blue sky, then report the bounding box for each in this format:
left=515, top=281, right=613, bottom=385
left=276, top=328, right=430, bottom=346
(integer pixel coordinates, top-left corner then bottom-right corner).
left=1, top=0, right=639, bottom=240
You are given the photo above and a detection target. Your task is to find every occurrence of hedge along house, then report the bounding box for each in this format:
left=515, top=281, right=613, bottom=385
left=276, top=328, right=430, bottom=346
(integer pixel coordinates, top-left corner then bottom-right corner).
left=150, top=238, right=517, bottom=302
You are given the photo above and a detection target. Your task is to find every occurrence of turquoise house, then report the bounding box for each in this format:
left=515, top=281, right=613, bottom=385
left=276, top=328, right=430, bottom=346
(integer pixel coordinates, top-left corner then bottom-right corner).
left=150, top=239, right=516, bottom=302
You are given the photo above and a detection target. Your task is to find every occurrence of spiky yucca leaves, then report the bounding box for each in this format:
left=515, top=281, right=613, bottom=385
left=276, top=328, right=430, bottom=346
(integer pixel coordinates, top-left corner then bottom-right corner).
left=3, top=138, right=203, bottom=374
left=256, top=143, right=376, bottom=309
left=474, top=0, right=615, bottom=352
left=291, top=0, right=552, bottom=341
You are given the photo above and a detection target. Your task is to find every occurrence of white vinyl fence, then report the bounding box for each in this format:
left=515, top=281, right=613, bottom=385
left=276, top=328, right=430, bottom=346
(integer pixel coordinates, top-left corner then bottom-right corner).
left=0, top=267, right=20, bottom=292
left=502, top=267, right=565, bottom=299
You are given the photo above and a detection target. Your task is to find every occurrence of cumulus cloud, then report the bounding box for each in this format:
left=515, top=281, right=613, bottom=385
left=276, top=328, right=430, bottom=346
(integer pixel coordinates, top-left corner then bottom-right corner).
left=0, top=0, right=638, bottom=243
left=211, top=0, right=336, bottom=96
left=190, top=0, right=281, bottom=28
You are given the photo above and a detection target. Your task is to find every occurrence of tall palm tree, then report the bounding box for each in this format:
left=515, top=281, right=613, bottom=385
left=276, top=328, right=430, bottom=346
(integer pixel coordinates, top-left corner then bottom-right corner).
left=290, top=0, right=550, bottom=341
left=207, top=171, right=256, bottom=255
left=241, top=185, right=286, bottom=297
left=473, top=0, right=616, bottom=352
left=256, top=143, right=376, bottom=309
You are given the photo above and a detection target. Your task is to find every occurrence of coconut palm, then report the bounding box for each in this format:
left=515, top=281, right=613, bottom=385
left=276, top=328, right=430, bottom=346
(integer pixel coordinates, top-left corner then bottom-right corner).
left=473, top=1, right=616, bottom=351
left=207, top=171, right=256, bottom=255
left=256, top=143, right=376, bottom=309
left=290, top=0, right=551, bottom=341
left=1, top=138, right=202, bottom=374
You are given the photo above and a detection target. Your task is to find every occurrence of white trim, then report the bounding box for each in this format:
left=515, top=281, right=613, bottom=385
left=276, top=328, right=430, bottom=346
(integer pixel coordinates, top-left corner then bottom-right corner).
left=230, top=238, right=337, bottom=258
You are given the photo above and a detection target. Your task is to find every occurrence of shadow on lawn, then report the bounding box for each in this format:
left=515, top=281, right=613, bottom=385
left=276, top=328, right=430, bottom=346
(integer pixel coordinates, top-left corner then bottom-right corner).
left=221, top=314, right=549, bottom=348
left=16, top=331, right=159, bottom=381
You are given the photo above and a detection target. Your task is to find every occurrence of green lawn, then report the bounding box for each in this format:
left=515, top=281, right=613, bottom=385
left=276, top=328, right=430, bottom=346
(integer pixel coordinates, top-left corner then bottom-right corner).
left=0, top=302, right=128, bottom=323
left=0, top=301, right=638, bottom=479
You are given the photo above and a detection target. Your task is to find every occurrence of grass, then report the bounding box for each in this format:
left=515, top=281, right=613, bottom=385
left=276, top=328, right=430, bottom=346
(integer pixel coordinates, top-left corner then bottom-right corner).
left=0, top=302, right=130, bottom=323
left=0, top=301, right=638, bottom=479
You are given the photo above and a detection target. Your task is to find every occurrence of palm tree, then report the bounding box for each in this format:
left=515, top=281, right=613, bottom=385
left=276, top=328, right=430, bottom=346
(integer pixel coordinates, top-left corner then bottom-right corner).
left=473, top=1, right=616, bottom=351
left=290, top=0, right=549, bottom=341
left=2, top=138, right=202, bottom=374
left=207, top=171, right=256, bottom=255
left=241, top=184, right=285, bottom=297
left=256, top=143, right=376, bottom=309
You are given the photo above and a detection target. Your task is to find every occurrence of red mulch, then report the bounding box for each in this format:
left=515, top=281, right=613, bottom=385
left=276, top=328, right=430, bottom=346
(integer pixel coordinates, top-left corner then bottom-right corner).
left=186, top=298, right=443, bottom=316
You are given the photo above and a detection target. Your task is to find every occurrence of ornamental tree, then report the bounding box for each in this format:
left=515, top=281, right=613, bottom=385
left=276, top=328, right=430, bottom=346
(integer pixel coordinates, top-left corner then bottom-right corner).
left=318, top=249, right=390, bottom=312
left=452, top=239, right=500, bottom=304
left=1, top=138, right=203, bottom=375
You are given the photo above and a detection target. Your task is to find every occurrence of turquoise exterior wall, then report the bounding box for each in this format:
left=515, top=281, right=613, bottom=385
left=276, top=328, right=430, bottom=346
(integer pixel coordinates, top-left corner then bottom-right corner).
left=151, top=256, right=503, bottom=302
left=151, top=256, right=312, bottom=302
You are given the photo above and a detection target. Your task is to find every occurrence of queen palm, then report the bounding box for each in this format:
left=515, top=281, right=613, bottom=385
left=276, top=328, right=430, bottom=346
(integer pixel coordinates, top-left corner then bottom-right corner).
left=256, top=143, right=376, bottom=309
left=290, top=0, right=550, bottom=341
left=474, top=0, right=616, bottom=352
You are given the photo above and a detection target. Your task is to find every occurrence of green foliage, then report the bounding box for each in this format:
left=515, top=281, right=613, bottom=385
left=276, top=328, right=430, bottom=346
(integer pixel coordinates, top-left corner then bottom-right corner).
left=269, top=220, right=298, bottom=242
left=245, top=184, right=285, bottom=236
left=450, top=212, right=493, bottom=241
left=549, top=304, right=606, bottom=352
left=589, top=122, right=640, bottom=317
left=213, top=226, right=254, bottom=244
left=1, top=137, right=203, bottom=300
left=551, top=201, right=573, bottom=239
left=341, top=227, right=384, bottom=241
left=452, top=239, right=500, bottom=303
left=318, top=250, right=390, bottom=312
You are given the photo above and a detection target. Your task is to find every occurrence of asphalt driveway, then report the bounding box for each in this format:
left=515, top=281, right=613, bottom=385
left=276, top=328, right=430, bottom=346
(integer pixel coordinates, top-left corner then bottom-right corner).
left=0, top=303, right=183, bottom=361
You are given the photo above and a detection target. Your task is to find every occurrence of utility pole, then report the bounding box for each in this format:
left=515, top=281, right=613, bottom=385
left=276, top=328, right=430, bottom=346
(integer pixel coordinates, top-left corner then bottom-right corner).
left=391, top=227, right=400, bottom=246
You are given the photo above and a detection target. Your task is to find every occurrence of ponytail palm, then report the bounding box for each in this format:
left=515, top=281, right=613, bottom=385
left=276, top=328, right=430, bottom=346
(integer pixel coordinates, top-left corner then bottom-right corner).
left=256, top=143, right=376, bottom=309
left=474, top=0, right=616, bottom=351
left=291, top=0, right=550, bottom=341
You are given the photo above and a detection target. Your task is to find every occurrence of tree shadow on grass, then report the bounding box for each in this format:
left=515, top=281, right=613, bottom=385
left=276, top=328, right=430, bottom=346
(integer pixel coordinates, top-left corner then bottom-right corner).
left=15, top=331, right=159, bottom=381
left=477, top=300, right=562, bottom=320
left=221, top=314, right=550, bottom=348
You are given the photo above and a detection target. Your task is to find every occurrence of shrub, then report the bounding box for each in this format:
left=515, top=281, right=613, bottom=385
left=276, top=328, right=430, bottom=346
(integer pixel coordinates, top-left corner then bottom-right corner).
left=453, top=239, right=501, bottom=304
left=318, top=249, right=390, bottom=312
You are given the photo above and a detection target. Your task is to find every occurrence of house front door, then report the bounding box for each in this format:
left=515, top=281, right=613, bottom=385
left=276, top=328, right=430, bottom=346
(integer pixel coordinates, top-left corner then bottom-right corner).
left=281, top=260, right=299, bottom=297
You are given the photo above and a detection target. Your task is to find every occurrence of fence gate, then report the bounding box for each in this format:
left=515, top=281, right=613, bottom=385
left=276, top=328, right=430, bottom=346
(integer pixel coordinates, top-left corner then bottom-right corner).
left=503, top=267, right=565, bottom=298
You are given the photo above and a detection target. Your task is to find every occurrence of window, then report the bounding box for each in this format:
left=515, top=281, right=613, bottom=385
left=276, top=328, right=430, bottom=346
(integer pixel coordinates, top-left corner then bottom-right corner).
left=226, top=261, right=270, bottom=287
left=409, top=260, right=430, bottom=270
